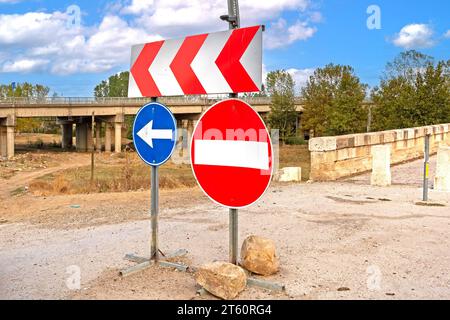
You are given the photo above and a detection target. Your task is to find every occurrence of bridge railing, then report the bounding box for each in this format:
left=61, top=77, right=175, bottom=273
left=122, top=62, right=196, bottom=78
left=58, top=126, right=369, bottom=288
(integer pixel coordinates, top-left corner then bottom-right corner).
left=0, top=96, right=304, bottom=106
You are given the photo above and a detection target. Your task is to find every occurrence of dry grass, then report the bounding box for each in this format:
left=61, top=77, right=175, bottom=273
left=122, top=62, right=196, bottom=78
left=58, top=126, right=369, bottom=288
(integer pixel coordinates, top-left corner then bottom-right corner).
left=29, top=145, right=311, bottom=196
left=29, top=152, right=196, bottom=196
left=279, top=144, right=311, bottom=181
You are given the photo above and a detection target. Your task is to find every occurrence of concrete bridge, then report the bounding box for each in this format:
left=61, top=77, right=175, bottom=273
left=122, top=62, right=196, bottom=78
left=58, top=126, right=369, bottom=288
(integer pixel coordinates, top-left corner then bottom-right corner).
left=0, top=96, right=304, bottom=158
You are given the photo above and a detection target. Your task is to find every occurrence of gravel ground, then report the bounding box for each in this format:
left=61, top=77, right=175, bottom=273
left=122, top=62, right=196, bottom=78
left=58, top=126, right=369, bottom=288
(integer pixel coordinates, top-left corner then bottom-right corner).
left=1, top=156, right=450, bottom=300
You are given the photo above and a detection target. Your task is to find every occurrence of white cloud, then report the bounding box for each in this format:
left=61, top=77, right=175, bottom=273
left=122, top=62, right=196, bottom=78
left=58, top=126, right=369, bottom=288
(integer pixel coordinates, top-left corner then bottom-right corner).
left=0, top=11, right=161, bottom=74
left=308, top=11, right=323, bottom=23
left=444, top=30, right=450, bottom=38
left=392, top=24, right=435, bottom=49
left=125, top=0, right=313, bottom=38
left=0, top=0, right=22, bottom=3
left=121, top=0, right=155, bottom=15
left=287, top=67, right=315, bottom=93
left=1, top=58, right=48, bottom=72
left=262, top=65, right=314, bottom=94
left=265, top=18, right=316, bottom=49
left=0, top=0, right=319, bottom=75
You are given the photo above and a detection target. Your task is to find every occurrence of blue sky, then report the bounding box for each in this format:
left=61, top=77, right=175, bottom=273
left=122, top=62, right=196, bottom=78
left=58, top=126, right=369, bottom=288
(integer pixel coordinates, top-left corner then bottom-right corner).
left=0, top=0, right=449, bottom=96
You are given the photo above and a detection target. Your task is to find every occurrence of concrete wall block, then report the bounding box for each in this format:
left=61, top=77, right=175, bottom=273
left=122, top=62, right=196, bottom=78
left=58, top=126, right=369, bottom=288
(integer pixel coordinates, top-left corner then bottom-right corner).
left=404, top=128, right=415, bottom=140
left=434, top=146, right=450, bottom=192
left=394, top=129, right=404, bottom=141
left=309, top=137, right=337, bottom=152
left=383, top=132, right=396, bottom=143
left=369, top=133, right=382, bottom=145
left=370, top=145, right=391, bottom=186
left=336, top=148, right=350, bottom=161
left=354, top=134, right=365, bottom=147
left=355, top=146, right=370, bottom=158
left=336, top=136, right=355, bottom=149
left=275, top=167, right=302, bottom=182
left=307, top=123, right=450, bottom=181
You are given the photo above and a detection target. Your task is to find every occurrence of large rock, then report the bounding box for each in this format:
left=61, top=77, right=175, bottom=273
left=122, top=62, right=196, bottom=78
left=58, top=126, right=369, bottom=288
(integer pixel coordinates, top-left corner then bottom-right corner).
left=195, top=262, right=246, bottom=299
left=241, top=235, right=279, bottom=276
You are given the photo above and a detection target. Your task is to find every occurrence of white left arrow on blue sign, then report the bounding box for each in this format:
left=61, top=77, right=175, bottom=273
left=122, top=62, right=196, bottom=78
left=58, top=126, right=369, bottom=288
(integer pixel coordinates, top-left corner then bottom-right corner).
left=137, top=120, right=173, bottom=148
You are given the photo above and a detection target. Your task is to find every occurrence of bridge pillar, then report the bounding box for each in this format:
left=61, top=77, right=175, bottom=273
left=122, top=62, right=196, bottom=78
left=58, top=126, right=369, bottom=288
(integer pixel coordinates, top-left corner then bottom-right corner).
left=87, top=123, right=94, bottom=152
left=61, top=123, right=73, bottom=149
left=187, top=120, right=196, bottom=150
left=0, top=116, right=15, bottom=159
left=0, top=126, right=6, bottom=158
left=114, top=123, right=122, bottom=153
left=95, top=121, right=102, bottom=152
left=113, top=114, right=124, bottom=153
left=75, top=122, right=88, bottom=152
left=105, top=123, right=112, bottom=152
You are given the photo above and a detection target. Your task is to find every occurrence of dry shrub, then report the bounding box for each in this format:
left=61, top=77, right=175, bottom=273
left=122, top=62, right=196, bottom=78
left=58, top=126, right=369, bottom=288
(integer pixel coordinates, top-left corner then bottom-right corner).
left=52, top=175, right=70, bottom=194
left=29, top=180, right=53, bottom=196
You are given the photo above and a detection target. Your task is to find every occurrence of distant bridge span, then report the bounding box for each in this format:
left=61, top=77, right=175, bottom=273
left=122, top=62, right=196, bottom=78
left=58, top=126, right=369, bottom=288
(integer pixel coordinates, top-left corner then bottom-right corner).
left=0, top=96, right=304, bottom=118
left=0, top=96, right=304, bottom=158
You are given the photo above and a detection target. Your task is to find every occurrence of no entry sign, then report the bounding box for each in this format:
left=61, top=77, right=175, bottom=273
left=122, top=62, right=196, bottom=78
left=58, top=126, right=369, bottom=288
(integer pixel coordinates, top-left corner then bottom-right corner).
left=190, top=99, right=273, bottom=208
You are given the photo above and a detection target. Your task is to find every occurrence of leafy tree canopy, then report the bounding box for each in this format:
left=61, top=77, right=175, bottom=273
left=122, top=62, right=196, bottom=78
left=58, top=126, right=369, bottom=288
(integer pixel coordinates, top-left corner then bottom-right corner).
left=371, top=50, right=450, bottom=130
left=266, top=70, right=298, bottom=141
left=301, top=64, right=368, bottom=137
left=94, top=71, right=129, bottom=97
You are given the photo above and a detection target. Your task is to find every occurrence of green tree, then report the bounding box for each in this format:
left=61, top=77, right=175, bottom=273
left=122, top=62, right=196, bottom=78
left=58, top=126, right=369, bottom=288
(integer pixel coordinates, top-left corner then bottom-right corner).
left=94, top=71, right=129, bottom=97
left=371, top=51, right=450, bottom=130
left=0, top=82, right=49, bottom=98
left=301, top=64, right=367, bottom=137
left=266, top=70, right=297, bottom=142
left=94, top=71, right=132, bottom=137
left=0, top=82, right=51, bottom=133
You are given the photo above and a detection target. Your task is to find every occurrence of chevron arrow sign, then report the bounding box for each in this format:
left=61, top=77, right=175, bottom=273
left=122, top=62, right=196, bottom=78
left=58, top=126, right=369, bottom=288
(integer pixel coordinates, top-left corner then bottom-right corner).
left=128, top=25, right=262, bottom=97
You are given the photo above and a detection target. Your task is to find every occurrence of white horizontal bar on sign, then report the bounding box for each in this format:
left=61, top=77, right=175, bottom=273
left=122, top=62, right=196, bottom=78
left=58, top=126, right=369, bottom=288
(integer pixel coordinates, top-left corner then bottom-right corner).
left=194, top=139, right=269, bottom=170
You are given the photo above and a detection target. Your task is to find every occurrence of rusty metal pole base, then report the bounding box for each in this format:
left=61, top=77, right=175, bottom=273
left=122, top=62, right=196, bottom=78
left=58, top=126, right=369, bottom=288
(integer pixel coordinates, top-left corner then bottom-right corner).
left=120, top=249, right=189, bottom=277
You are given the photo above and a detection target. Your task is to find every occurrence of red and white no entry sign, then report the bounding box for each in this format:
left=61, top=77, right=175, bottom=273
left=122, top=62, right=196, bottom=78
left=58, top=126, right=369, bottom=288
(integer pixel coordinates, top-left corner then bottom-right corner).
left=190, top=99, right=273, bottom=208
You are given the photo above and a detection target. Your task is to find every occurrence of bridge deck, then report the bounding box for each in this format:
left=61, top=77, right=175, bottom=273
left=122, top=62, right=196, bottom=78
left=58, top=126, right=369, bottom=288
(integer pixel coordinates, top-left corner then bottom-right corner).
left=0, top=96, right=304, bottom=118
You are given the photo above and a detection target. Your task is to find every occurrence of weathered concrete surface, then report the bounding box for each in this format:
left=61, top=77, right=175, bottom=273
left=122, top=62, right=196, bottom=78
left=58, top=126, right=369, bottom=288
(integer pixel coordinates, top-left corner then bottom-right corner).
left=434, top=146, right=450, bottom=192
left=61, top=124, right=73, bottom=149
left=195, top=262, right=247, bottom=299
left=309, top=124, right=450, bottom=181
left=241, top=235, right=279, bottom=276
left=275, top=167, right=302, bottom=182
left=371, top=145, right=391, bottom=187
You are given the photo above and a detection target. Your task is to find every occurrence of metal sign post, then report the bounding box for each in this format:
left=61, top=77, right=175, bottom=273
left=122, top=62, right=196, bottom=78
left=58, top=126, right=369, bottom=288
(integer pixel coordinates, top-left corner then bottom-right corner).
left=150, top=97, right=160, bottom=262
left=226, top=0, right=240, bottom=266
left=150, top=164, right=159, bottom=261
left=423, top=134, right=431, bottom=201
left=229, top=208, right=238, bottom=264
left=120, top=99, right=188, bottom=276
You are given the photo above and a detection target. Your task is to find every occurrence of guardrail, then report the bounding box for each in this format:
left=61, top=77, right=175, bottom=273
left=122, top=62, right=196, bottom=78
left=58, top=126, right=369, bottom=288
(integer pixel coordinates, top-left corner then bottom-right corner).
left=0, top=96, right=304, bottom=106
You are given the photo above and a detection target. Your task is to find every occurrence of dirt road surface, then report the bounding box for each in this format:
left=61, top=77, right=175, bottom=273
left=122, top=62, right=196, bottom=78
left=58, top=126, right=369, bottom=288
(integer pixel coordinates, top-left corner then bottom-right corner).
left=1, top=154, right=450, bottom=300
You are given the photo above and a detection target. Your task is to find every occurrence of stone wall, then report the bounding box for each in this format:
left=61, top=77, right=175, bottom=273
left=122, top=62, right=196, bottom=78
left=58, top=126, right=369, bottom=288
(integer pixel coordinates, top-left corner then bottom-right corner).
left=308, top=124, right=450, bottom=181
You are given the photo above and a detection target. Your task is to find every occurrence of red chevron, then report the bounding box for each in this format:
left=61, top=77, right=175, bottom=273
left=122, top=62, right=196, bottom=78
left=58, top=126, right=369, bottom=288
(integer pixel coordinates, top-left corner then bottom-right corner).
left=131, top=40, right=164, bottom=97
left=215, top=26, right=260, bottom=92
left=170, top=34, right=208, bottom=95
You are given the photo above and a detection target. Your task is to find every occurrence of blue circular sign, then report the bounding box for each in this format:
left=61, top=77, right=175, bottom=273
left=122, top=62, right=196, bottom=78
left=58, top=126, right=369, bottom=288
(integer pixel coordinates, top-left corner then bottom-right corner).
left=133, top=102, right=177, bottom=166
